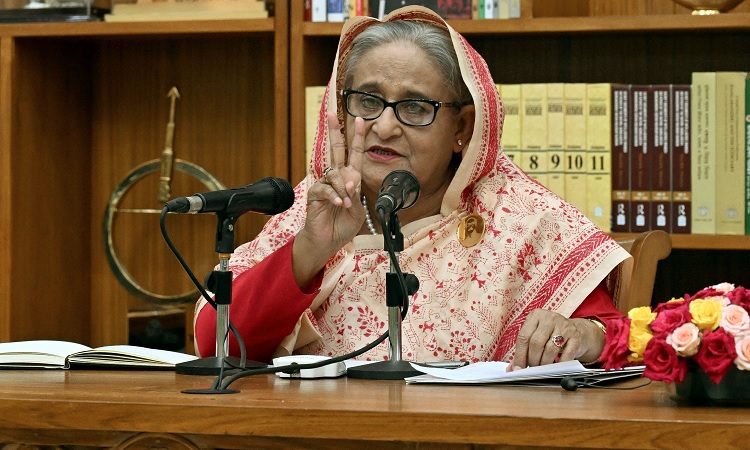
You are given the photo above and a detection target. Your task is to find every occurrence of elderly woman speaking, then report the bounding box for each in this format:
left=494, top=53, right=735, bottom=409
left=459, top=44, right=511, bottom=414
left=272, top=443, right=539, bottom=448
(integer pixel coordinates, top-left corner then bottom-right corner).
left=194, top=6, right=629, bottom=370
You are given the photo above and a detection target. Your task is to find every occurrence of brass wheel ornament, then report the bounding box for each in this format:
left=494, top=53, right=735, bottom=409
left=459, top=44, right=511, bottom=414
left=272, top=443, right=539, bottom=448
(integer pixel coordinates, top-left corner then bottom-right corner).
left=103, top=158, right=225, bottom=305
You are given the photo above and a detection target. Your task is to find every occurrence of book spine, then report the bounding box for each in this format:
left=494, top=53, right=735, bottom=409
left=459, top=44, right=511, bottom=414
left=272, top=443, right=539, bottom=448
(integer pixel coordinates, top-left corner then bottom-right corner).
left=312, top=0, right=327, bottom=21
left=714, top=72, right=746, bottom=235
left=327, top=0, right=345, bottom=21
left=585, top=83, right=613, bottom=231
left=305, top=0, right=312, bottom=21
left=671, top=84, right=692, bottom=234
left=520, top=83, right=549, bottom=188
left=563, top=83, right=588, bottom=213
left=630, top=85, right=651, bottom=233
left=546, top=82, right=566, bottom=199
left=650, top=84, right=671, bottom=232
left=508, top=0, right=520, bottom=17
left=497, top=84, right=521, bottom=165
left=691, top=72, right=716, bottom=234
left=611, top=84, right=631, bottom=233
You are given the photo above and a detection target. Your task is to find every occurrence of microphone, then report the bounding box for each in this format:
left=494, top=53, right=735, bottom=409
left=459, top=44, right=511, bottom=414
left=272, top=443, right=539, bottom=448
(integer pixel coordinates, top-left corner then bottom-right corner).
left=164, top=177, right=294, bottom=216
left=374, top=170, right=420, bottom=214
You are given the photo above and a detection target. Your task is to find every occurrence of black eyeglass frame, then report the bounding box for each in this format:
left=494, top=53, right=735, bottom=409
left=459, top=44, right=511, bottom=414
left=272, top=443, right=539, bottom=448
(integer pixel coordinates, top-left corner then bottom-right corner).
left=341, top=89, right=462, bottom=127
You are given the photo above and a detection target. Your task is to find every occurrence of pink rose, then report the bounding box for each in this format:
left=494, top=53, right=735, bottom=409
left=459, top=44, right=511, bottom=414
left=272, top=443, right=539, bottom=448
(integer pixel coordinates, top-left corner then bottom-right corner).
left=642, top=338, right=688, bottom=383
left=600, top=317, right=632, bottom=370
left=721, top=304, right=750, bottom=337
left=693, top=328, right=737, bottom=383
left=711, top=282, right=736, bottom=294
left=666, top=322, right=700, bottom=357
left=649, top=306, right=692, bottom=339
left=735, top=335, right=750, bottom=371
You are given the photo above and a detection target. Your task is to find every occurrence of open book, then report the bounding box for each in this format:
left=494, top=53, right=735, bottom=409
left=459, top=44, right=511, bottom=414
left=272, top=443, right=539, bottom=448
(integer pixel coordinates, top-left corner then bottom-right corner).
left=405, top=360, right=645, bottom=386
left=0, top=340, right=197, bottom=370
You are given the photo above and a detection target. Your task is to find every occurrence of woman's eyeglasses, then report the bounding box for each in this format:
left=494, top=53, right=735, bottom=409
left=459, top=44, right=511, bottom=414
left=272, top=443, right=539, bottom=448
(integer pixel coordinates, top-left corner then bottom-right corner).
left=341, top=89, right=461, bottom=127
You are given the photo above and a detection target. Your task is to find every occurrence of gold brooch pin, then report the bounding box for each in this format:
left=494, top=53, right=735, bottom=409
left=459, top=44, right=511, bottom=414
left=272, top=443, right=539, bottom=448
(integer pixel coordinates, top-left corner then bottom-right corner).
left=457, top=213, right=485, bottom=247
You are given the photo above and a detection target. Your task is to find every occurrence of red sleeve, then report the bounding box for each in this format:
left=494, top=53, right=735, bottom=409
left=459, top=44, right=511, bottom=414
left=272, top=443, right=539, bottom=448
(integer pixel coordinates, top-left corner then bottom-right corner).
left=194, top=237, right=323, bottom=363
left=570, top=283, right=624, bottom=325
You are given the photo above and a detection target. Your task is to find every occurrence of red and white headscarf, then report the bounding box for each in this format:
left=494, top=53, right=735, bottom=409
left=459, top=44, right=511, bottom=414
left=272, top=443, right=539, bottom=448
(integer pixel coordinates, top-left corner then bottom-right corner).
left=221, top=7, right=629, bottom=362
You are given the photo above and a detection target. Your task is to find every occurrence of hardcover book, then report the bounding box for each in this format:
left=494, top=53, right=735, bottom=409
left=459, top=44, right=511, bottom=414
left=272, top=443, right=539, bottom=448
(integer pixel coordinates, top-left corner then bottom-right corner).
left=671, top=84, right=692, bottom=234
left=520, top=83, right=549, bottom=187
left=714, top=72, right=747, bottom=235
left=546, top=82, right=566, bottom=199
left=650, top=84, right=671, bottom=232
left=611, top=84, right=631, bottom=233
left=691, top=72, right=716, bottom=234
left=585, top=83, right=613, bottom=231
left=630, top=85, right=651, bottom=233
left=497, top=84, right=521, bottom=165
left=563, top=83, right=588, bottom=213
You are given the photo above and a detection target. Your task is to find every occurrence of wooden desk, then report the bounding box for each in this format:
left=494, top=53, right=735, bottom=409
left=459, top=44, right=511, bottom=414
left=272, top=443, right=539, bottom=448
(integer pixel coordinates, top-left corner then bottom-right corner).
left=0, top=370, right=747, bottom=449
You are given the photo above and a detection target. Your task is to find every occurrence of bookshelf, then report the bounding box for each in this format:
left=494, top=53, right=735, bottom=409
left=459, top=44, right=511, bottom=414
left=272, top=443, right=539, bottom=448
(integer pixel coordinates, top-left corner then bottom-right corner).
left=289, top=1, right=750, bottom=305
left=0, top=2, right=289, bottom=347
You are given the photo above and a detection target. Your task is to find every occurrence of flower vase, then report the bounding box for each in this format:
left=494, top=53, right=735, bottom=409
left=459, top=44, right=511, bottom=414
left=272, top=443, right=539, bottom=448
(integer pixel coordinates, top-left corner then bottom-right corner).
left=667, top=364, right=750, bottom=406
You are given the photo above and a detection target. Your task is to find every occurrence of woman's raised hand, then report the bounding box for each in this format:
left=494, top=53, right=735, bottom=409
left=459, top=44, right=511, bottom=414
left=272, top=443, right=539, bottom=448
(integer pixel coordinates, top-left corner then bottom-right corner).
left=292, top=112, right=367, bottom=288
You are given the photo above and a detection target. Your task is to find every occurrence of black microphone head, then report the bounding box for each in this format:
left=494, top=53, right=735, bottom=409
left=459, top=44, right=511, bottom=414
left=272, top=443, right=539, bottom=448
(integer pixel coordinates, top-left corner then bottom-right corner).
left=375, top=170, right=420, bottom=213
left=261, top=177, right=295, bottom=215
left=560, top=377, right=579, bottom=391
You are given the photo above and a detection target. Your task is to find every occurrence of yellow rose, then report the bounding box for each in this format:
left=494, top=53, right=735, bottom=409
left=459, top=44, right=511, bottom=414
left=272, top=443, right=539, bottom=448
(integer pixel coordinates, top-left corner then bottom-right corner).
left=628, top=306, right=656, bottom=329
left=627, top=326, right=653, bottom=363
left=689, top=299, right=723, bottom=331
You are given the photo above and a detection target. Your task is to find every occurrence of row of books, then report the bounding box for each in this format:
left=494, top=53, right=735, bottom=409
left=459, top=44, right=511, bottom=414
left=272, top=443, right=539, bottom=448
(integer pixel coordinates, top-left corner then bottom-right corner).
left=305, top=0, right=520, bottom=22
left=103, top=0, right=268, bottom=22
left=501, top=74, right=750, bottom=236
left=305, top=72, right=750, bottom=235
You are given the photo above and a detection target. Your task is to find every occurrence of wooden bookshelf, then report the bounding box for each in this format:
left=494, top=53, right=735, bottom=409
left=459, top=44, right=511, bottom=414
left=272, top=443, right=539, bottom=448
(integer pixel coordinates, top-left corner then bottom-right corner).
left=0, top=2, right=289, bottom=347
left=289, top=1, right=750, bottom=304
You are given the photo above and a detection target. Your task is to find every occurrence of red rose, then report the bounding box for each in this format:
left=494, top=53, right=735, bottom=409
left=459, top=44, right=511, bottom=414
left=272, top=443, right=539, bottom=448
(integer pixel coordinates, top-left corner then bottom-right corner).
left=652, top=298, right=687, bottom=314
left=690, top=287, right=723, bottom=300
left=649, top=306, right=692, bottom=339
left=642, top=338, right=688, bottom=383
left=600, top=317, right=631, bottom=370
left=693, top=328, right=737, bottom=384
left=726, top=286, right=750, bottom=312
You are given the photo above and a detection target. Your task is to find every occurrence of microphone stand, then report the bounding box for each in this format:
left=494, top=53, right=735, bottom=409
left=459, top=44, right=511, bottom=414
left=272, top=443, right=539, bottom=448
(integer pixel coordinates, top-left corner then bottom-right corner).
left=176, top=212, right=266, bottom=376
left=347, top=212, right=421, bottom=380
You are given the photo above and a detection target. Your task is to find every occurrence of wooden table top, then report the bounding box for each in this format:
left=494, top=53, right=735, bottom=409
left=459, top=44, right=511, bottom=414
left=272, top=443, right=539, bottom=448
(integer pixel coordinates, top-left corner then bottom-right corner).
left=0, top=369, right=747, bottom=449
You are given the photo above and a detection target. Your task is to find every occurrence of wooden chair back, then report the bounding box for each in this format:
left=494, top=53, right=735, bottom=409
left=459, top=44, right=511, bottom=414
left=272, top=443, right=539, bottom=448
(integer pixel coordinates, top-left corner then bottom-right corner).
left=606, top=230, right=672, bottom=313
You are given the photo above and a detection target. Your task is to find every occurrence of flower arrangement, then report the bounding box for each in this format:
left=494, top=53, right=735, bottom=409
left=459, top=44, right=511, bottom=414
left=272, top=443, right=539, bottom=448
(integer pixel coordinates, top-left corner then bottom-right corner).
left=600, top=282, right=750, bottom=384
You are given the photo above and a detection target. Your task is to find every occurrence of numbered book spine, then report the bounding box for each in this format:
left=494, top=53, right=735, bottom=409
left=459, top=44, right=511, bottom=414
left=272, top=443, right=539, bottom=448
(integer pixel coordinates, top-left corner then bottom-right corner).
left=714, top=71, right=746, bottom=235
left=611, top=84, right=631, bottom=233
left=671, top=84, right=692, bottom=234
left=563, top=83, right=588, bottom=213
left=546, top=82, right=566, bottom=199
left=630, top=85, right=651, bottom=233
left=497, top=84, right=521, bottom=165
left=520, top=83, right=549, bottom=187
left=585, top=83, right=613, bottom=231
left=691, top=72, right=716, bottom=234
left=650, top=84, right=671, bottom=232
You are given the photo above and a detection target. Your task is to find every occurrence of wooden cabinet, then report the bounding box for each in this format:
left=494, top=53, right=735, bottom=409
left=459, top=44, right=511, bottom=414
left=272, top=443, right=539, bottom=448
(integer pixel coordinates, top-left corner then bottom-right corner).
left=288, top=1, right=750, bottom=305
left=0, top=1, right=289, bottom=346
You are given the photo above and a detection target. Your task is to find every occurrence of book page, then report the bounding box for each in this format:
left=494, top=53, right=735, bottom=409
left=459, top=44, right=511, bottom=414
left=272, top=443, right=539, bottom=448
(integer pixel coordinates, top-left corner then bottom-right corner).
left=68, top=345, right=197, bottom=367
left=0, top=340, right=91, bottom=368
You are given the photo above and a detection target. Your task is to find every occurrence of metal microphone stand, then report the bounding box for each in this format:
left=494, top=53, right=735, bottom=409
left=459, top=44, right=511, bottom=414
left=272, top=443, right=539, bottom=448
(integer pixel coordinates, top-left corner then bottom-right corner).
left=347, top=212, right=421, bottom=380
left=175, top=212, right=265, bottom=376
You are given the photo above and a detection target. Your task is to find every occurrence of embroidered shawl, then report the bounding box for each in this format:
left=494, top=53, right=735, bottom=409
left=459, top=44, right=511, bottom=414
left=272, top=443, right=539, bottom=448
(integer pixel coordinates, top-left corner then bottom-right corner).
left=211, top=6, right=629, bottom=363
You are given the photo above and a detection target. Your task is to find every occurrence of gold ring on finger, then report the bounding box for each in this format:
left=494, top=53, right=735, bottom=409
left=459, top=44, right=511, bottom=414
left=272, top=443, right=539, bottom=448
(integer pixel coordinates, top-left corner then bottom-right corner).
left=322, top=166, right=333, bottom=183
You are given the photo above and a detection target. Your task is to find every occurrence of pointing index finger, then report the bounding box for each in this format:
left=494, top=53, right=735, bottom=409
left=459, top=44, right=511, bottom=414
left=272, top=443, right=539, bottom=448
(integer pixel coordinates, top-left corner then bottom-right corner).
left=346, top=117, right=366, bottom=172
left=327, top=111, right=347, bottom=169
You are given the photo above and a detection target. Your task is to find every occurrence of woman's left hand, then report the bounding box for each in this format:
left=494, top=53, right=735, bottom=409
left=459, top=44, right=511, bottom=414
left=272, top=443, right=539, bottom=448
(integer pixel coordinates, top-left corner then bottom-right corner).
left=507, top=309, right=604, bottom=371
